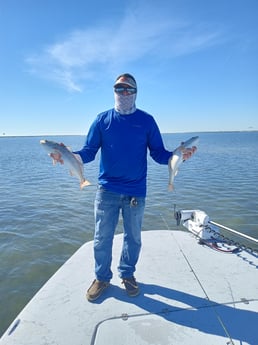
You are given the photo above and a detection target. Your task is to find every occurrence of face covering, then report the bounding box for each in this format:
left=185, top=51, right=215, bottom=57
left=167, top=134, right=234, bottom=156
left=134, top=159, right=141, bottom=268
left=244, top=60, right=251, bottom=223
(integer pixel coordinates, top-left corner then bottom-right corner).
left=114, top=93, right=137, bottom=115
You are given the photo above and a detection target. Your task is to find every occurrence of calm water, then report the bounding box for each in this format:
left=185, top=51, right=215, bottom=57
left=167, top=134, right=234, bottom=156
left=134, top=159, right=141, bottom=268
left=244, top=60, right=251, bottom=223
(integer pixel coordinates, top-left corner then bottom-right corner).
left=1, top=131, right=258, bottom=336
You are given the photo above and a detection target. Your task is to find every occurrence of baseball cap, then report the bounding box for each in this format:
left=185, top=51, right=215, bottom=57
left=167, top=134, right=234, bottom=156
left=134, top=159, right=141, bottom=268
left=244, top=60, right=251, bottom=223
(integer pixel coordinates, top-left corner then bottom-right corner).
left=114, top=73, right=137, bottom=89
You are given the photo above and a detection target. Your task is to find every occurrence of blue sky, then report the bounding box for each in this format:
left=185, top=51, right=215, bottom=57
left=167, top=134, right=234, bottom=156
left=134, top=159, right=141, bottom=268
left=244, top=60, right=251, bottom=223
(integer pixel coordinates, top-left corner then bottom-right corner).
left=1, top=0, right=257, bottom=136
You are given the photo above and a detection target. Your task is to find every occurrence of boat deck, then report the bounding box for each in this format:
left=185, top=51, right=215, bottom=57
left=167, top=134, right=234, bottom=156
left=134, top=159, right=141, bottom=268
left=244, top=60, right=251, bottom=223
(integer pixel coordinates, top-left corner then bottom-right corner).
left=1, top=230, right=258, bottom=345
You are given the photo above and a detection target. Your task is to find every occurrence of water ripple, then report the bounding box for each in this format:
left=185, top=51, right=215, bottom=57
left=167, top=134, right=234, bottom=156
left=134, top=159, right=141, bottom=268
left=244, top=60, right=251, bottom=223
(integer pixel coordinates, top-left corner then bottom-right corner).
left=0, top=132, right=258, bottom=335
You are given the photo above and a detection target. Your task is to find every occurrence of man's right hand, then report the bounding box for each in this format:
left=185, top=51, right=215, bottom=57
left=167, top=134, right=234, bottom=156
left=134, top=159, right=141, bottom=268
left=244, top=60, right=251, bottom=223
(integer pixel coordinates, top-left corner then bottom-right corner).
left=50, top=151, right=64, bottom=165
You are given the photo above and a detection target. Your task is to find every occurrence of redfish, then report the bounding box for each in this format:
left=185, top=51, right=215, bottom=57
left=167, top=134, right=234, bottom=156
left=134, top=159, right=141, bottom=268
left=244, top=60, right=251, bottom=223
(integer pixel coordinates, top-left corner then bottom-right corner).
left=40, top=140, right=91, bottom=189
left=168, top=136, right=199, bottom=191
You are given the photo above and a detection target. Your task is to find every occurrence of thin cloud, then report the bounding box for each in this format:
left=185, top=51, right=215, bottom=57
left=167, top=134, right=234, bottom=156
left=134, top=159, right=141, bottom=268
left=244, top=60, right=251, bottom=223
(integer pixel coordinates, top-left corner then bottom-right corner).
left=26, top=7, right=223, bottom=92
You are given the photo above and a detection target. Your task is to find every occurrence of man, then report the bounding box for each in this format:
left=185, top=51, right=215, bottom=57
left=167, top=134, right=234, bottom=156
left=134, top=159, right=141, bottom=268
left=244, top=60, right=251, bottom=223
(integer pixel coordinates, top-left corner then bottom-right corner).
left=53, top=73, right=195, bottom=301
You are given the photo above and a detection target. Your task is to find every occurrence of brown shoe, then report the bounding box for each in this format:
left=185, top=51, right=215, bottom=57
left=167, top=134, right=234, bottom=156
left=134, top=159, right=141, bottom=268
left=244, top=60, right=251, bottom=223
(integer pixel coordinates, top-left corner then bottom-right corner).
left=122, top=276, right=140, bottom=297
left=86, top=279, right=110, bottom=301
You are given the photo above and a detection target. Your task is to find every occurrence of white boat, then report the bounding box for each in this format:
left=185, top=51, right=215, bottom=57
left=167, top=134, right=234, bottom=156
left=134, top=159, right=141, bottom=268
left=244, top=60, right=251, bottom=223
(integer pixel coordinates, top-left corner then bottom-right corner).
left=1, top=210, right=257, bottom=345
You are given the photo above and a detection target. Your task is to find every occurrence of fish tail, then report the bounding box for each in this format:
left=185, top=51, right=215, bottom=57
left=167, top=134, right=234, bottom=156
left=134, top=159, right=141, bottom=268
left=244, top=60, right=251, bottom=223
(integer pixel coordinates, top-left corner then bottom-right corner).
left=80, top=179, right=91, bottom=189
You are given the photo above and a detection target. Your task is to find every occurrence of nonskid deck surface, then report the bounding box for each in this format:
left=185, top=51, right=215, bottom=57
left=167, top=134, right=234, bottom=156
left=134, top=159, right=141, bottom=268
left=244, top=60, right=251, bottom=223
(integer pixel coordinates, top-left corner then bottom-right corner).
left=1, top=230, right=258, bottom=345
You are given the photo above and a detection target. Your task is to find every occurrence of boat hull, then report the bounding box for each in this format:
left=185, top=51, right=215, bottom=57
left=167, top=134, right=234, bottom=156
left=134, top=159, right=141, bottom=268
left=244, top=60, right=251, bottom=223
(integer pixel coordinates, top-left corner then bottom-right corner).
left=1, top=230, right=257, bottom=345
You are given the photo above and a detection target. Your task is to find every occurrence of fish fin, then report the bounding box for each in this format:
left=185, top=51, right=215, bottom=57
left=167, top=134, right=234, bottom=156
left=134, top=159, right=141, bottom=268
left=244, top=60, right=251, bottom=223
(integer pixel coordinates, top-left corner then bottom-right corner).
left=80, top=179, right=91, bottom=189
left=59, top=142, right=71, bottom=151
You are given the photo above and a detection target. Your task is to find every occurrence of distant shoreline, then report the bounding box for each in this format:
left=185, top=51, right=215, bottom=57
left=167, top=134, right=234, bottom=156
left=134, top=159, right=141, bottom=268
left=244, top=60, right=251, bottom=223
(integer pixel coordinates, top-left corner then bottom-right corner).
left=1, top=130, right=258, bottom=138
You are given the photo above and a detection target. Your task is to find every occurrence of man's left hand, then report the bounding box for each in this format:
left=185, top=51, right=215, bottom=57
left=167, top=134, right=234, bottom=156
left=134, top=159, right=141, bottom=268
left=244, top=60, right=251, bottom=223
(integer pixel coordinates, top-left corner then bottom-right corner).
left=182, top=146, right=197, bottom=161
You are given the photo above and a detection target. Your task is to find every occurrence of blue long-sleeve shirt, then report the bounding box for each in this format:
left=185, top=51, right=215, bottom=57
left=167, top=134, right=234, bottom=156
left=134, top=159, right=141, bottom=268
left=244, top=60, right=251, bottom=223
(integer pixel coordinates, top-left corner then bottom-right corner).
left=75, top=108, right=172, bottom=197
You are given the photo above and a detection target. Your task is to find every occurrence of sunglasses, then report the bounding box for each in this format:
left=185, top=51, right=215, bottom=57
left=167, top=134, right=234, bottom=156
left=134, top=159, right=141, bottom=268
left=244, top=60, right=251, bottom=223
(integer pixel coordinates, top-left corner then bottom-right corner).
left=114, top=87, right=137, bottom=95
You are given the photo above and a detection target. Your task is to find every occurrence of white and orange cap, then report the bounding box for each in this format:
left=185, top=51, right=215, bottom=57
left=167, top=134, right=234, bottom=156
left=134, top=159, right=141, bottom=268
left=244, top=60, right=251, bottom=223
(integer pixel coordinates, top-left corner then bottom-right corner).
left=114, top=74, right=137, bottom=89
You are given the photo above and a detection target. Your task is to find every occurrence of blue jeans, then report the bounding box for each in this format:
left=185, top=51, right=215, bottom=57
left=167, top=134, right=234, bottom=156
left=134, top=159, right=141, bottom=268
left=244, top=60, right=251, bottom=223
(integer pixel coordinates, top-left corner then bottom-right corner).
left=94, top=186, right=145, bottom=282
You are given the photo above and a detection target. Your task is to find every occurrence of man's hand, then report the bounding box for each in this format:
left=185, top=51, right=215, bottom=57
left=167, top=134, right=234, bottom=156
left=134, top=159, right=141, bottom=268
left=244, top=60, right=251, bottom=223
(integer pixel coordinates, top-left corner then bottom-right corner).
left=49, top=143, right=65, bottom=165
left=182, top=146, right=197, bottom=161
left=50, top=152, right=64, bottom=164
